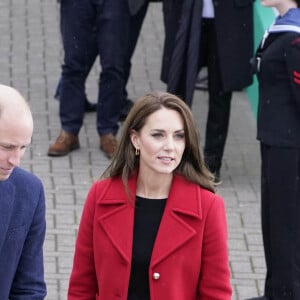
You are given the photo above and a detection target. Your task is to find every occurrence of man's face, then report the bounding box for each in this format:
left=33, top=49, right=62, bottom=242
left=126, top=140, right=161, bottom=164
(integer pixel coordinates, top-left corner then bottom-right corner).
left=0, top=113, right=33, bottom=181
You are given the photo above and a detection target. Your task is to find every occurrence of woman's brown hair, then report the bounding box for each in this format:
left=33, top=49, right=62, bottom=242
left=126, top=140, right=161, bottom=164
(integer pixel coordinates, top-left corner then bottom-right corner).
left=102, top=91, right=216, bottom=194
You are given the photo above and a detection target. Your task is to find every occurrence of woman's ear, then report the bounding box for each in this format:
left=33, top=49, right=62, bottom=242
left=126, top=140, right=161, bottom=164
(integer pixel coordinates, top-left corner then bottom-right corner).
left=130, top=129, right=139, bottom=149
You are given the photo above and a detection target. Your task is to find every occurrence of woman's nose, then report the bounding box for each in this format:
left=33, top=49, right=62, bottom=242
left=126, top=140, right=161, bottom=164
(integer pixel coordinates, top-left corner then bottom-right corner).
left=163, top=136, right=175, bottom=150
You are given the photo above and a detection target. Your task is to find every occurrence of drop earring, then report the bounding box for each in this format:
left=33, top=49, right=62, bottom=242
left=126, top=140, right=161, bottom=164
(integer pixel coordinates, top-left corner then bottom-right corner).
left=135, top=148, right=140, bottom=156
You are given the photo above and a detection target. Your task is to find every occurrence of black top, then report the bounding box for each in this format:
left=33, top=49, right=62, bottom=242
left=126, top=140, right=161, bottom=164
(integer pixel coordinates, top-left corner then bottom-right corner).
left=127, top=196, right=167, bottom=300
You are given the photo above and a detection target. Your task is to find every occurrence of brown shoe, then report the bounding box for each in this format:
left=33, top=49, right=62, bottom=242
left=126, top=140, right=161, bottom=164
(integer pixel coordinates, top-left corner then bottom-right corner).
left=100, top=133, right=118, bottom=158
left=48, top=130, right=79, bottom=156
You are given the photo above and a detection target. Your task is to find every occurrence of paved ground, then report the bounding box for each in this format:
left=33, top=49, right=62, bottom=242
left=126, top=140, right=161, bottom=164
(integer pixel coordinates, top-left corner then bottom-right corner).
left=0, top=1, right=266, bottom=299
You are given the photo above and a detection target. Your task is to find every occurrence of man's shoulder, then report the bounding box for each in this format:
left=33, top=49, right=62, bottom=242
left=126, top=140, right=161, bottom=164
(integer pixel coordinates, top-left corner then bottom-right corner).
left=10, top=167, right=44, bottom=191
left=0, top=168, right=45, bottom=222
left=11, top=166, right=41, bottom=180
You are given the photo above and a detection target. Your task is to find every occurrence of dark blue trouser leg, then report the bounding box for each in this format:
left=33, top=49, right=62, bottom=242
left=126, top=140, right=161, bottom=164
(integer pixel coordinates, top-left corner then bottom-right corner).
left=59, top=0, right=97, bottom=134
left=95, top=0, right=130, bottom=135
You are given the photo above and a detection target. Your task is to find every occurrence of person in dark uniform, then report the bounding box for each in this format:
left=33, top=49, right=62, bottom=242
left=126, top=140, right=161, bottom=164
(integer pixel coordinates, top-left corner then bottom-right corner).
left=247, top=1, right=300, bottom=299
left=161, top=0, right=254, bottom=180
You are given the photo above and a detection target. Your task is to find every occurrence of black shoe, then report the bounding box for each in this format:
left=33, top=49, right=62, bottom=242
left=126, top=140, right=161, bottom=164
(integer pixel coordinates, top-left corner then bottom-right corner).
left=119, top=98, right=134, bottom=121
left=245, top=296, right=270, bottom=300
left=84, top=99, right=97, bottom=113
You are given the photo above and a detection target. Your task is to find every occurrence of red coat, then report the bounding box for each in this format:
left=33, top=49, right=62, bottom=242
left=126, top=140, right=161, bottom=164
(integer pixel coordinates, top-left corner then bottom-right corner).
left=68, top=174, right=232, bottom=300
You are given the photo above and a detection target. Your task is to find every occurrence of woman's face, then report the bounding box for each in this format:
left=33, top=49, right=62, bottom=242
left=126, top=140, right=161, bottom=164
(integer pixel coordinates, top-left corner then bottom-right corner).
left=261, top=0, right=297, bottom=13
left=131, top=107, right=186, bottom=177
left=261, top=0, right=281, bottom=7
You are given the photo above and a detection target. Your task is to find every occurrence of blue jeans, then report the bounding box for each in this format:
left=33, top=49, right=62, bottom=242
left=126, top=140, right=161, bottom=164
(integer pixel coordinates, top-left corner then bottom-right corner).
left=59, top=0, right=130, bottom=135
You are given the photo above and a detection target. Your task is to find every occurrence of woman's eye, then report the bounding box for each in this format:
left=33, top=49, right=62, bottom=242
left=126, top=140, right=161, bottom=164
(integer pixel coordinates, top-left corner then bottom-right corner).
left=175, top=133, right=185, bottom=140
left=152, top=133, right=163, bottom=138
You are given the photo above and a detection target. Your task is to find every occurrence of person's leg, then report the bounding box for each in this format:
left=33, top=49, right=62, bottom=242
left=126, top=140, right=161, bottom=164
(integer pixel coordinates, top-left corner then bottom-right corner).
left=120, top=1, right=149, bottom=120
left=203, top=19, right=232, bottom=178
left=59, top=0, right=96, bottom=134
left=261, top=145, right=300, bottom=300
left=94, top=0, right=130, bottom=157
left=55, top=2, right=98, bottom=113
left=55, top=76, right=97, bottom=113
left=260, top=144, right=272, bottom=298
left=48, top=0, right=97, bottom=156
left=161, top=0, right=188, bottom=103
left=95, top=0, right=130, bottom=135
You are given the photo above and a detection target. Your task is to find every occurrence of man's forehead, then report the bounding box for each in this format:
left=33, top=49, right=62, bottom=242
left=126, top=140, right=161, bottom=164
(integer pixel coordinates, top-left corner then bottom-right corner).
left=0, top=117, right=33, bottom=145
left=0, top=85, right=31, bottom=118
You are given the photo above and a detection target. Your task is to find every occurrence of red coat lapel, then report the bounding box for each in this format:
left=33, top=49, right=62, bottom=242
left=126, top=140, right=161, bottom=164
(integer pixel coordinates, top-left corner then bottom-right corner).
left=151, top=175, right=203, bottom=267
left=96, top=174, right=203, bottom=267
left=96, top=176, right=137, bottom=264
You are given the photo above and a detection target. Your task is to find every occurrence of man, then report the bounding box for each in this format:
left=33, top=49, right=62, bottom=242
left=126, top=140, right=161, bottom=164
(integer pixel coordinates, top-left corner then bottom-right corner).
left=48, top=0, right=150, bottom=158
left=161, top=0, right=254, bottom=181
left=0, top=84, right=47, bottom=299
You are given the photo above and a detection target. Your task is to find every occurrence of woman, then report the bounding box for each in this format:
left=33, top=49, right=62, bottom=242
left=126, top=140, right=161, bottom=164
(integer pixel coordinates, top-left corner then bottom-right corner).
left=68, top=92, right=232, bottom=300
left=248, top=1, right=300, bottom=299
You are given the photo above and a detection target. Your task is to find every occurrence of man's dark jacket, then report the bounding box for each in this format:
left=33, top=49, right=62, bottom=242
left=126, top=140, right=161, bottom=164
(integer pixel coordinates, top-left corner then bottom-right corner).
left=0, top=167, right=46, bottom=299
left=161, top=0, right=254, bottom=104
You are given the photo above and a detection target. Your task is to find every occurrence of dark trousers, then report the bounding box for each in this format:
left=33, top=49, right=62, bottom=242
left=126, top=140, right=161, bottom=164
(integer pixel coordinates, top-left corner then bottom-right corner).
left=122, top=1, right=149, bottom=103
left=57, top=0, right=149, bottom=111
left=59, top=0, right=138, bottom=136
left=199, top=19, right=232, bottom=173
left=260, top=143, right=300, bottom=300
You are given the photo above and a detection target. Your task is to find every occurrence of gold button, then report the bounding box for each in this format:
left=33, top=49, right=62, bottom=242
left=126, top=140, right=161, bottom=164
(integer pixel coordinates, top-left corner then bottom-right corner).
left=152, top=272, right=160, bottom=280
